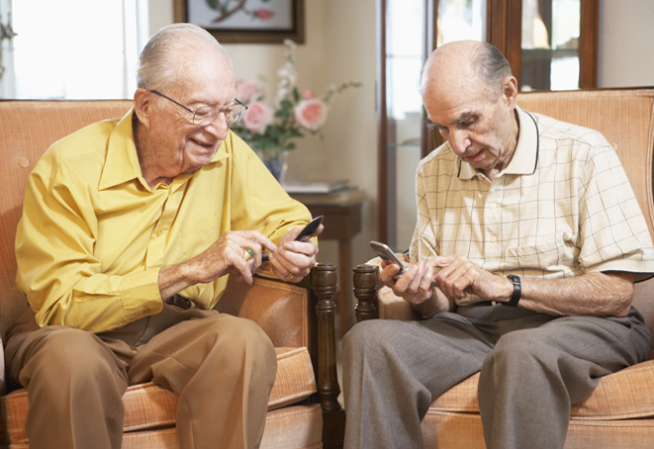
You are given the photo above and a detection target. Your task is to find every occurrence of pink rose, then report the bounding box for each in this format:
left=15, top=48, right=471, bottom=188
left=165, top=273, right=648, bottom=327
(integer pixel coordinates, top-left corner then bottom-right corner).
left=294, top=98, right=328, bottom=131
left=236, top=80, right=259, bottom=103
left=302, top=89, right=315, bottom=99
left=243, top=100, right=274, bottom=134
left=256, top=9, right=274, bottom=20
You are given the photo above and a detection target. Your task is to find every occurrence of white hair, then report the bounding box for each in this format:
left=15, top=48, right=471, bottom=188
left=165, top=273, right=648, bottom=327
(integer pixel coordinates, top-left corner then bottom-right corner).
left=136, top=23, right=234, bottom=91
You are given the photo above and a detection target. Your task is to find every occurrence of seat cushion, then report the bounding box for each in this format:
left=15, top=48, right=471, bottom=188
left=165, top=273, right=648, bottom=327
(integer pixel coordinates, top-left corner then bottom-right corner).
left=432, top=359, right=654, bottom=420
left=420, top=359, right=654, bottom=449
left=3, top=347, right=316, bottom=444
left=421, top=410, right=654, bottom=449
left=7, top=404, right=323, bottom=449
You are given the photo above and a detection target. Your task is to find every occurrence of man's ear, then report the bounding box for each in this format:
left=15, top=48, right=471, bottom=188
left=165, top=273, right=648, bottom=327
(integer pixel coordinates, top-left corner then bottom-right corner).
left=501, top=75, right=519, bottom=108
left=133, top=88, right=152, bottom=128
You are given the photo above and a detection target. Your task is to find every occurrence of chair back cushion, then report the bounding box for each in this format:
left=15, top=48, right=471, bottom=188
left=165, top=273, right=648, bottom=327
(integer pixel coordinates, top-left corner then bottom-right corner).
left=517, top=89, right=654, bottom=335
left=0, top=100, right=134, bottom=339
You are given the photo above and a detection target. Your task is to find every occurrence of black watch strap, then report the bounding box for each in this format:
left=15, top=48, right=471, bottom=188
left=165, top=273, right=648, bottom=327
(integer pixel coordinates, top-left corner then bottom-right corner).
left=503, top=275, right=521, bottom=307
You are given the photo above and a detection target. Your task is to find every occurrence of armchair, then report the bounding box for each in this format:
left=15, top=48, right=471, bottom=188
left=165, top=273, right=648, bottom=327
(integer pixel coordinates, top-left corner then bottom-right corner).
left=353, top=88, right=654, bottom=448
left=0, top=100, right=344, bottom=449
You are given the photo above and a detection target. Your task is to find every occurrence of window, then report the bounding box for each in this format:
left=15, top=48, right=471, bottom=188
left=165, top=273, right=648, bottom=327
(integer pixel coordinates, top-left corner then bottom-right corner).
left=2, top=0, right=148, bottom=99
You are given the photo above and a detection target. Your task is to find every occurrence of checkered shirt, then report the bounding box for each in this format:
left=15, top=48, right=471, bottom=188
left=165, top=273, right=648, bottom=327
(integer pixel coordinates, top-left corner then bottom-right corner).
left=409, top=107, right=654, bottom=304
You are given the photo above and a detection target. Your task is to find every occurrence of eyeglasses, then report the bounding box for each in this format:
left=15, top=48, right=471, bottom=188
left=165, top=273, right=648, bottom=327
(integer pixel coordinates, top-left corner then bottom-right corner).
left=148, top=89, right=247, bottom=127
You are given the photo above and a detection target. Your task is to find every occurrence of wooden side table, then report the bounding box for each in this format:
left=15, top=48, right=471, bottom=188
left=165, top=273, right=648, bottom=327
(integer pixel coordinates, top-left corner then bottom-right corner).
left=290, top=189, right=366, bottom=337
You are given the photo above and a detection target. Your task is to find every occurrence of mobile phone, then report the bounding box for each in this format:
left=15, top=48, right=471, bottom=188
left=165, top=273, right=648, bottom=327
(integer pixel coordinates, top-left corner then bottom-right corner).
left=295, top=215, right=324, bottom=242
left=262, top=215, right=324, bottom=261
left=370, top=241, right=438, bottom=286
left=370, top=241, right=407, bottom=279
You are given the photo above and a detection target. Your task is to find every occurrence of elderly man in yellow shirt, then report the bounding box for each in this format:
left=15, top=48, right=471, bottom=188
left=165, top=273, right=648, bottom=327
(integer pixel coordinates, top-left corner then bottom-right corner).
left=6, top=24, right=320, bottom=449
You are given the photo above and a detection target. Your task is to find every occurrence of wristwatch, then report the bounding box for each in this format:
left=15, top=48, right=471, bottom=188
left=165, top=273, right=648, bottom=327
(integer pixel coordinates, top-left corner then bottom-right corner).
left=502, top=275, right=521, bottom=307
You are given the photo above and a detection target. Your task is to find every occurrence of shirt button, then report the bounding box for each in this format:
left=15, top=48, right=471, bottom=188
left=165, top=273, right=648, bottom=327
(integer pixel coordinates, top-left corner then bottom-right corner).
left=156, top=230, right=163, bottom=237
left=490, top=236, right=497, bottom=243
left=490, top=203, right=497, bottom=210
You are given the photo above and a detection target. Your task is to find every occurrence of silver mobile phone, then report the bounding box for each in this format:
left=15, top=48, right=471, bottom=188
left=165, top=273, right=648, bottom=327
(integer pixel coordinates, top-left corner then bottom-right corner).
left=370, top=241, right=407, bottom=279
left=370, top=241, right=439, bottom=286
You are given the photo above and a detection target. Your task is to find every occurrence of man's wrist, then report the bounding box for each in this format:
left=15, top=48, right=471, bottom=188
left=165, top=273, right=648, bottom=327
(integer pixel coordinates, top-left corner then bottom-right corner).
left=502, top=275, right=521, bottom=307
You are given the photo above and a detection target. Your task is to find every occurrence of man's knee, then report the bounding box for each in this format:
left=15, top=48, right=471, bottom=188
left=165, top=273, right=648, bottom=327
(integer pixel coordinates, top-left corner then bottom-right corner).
left=482, top=330, right=552, bottom=375
left=205, top=315, right=277, bottom=376
left=16, top=327, right=122, bottom=386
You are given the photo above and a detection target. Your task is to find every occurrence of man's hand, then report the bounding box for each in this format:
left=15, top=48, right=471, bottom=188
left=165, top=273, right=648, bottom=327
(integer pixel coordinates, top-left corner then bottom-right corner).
left=158, top=230, right=277, bottom=301
left=380, top=259, right=454, bottom=317
left=193, top=230, right=279, bottom=284
left=268, top=224, right=324, bottom=283
left=431, top=254, right=512, bottom=302
left=381, top=260, right=435, bottom=306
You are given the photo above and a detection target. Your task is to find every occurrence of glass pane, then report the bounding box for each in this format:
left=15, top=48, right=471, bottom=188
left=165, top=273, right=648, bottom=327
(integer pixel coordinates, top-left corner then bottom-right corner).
left=520, top=0, right=580, bottom=91
left=387, top=57, right=424, bottom=122
left=437, top=0, right=487, bottom=46
left=10, top=0, right=147, bottom=99
left=387, top=0, right=425, bottom=57
left=386, top=0, right=426, bottom=249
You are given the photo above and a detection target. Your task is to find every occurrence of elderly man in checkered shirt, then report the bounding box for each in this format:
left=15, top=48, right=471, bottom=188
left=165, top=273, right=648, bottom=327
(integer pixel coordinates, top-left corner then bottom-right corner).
left=342, top=40, right=654, bottom=449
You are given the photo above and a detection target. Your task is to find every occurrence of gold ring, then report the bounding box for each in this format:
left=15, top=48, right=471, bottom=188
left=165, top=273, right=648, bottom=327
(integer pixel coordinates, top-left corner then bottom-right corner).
left=244, top=248, right=255, bottom=261
left=286, top=272, right=294, bottom=280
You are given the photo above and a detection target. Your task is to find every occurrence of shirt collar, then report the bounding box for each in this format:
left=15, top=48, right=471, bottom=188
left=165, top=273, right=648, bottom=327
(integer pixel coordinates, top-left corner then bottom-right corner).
left=99, top=108, right=143, bottom=190
left=457, top=106, right=539, bottom=180
left=99, top=108, right=231, bottom=190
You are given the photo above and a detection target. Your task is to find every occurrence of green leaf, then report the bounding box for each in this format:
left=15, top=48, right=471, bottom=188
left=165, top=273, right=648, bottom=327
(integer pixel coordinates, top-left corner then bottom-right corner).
left=280, top=99, right=294, bottom=109
left=205, top=0, right=219, bottom=11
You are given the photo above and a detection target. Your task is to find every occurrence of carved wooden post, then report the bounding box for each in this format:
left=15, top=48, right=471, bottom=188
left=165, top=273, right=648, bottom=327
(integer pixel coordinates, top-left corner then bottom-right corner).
left=311, top=263, right=345, bottom=448
left=310, top=263, right=341, bottom=413
left=353, top=264, right=379, bottom=322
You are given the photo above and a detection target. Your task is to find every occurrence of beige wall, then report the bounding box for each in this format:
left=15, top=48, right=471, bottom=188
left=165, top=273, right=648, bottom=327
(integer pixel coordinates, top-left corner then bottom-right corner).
left=148, top=0, right=654, bottom=278
left=150, top=0, right=378, bottom=271
left=598, top=0, right=654, bottom=88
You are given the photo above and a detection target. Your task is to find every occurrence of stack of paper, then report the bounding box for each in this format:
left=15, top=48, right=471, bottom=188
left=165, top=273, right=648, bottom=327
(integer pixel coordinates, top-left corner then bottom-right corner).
left=281, top=179, right=350, bottom=194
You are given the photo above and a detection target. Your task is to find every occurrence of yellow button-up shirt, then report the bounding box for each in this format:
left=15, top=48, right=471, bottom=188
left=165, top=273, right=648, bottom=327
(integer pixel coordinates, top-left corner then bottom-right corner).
left=16, top=109, right=311, bottom=333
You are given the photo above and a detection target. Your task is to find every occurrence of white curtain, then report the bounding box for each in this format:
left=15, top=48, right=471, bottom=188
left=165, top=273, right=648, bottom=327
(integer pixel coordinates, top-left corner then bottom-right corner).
left=0, top=0, right=16, bottom=97
left=3, top=0, right=149, bottom=99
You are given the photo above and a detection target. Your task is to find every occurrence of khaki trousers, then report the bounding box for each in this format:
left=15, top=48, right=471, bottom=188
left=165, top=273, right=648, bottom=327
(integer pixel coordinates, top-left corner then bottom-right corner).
left=5, top=304, right=278, bottom=449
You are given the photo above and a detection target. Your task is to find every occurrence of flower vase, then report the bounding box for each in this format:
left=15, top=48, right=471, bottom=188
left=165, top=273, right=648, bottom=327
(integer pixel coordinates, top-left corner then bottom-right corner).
left=260, top=148, right=289, bottom=183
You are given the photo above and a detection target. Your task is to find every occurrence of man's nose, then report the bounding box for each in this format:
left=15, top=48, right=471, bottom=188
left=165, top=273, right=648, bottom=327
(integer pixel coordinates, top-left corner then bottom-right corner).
left=448, top=129, right=470, bottom=155
left=204, top=112, right=230, bottom=139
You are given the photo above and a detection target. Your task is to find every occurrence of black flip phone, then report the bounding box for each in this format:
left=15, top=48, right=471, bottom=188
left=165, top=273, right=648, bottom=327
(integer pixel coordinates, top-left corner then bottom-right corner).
left=262, top=215, right=324, bottom=261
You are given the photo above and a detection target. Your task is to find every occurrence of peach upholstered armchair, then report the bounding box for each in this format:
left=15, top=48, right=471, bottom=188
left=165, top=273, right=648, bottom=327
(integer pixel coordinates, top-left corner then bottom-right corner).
left=0, top=100, right=345, bottom=449
left=353, top=88, right=654, bottom=448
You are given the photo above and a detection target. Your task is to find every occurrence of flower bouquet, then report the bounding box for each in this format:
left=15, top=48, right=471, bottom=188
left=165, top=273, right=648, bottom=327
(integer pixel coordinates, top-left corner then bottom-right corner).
left=231, top=39, right=360, bottom=181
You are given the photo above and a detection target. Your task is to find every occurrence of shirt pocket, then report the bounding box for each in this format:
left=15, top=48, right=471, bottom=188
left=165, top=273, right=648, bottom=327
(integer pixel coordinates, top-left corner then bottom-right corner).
left=503, top=240, right=577, bottom=277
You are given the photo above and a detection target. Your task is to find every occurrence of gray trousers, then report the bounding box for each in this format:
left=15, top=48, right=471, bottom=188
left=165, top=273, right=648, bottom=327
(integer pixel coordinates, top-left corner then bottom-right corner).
left=5, top=304, right=278, bottom=449
left=342, top=304, right=652, bottom=449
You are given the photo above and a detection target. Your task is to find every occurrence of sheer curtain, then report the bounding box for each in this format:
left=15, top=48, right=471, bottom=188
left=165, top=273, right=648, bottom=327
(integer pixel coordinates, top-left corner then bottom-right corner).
left=1, top=0, right=149, bottom=99
left=0, top=0, right=16, bottom=96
